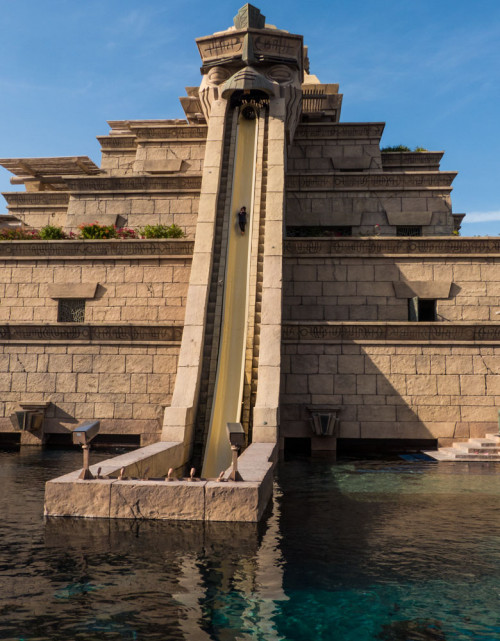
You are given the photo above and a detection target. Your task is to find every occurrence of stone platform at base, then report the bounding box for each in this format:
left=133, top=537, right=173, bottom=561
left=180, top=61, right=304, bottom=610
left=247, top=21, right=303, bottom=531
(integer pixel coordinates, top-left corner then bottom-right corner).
left=44, top=442, right=277, bottom=522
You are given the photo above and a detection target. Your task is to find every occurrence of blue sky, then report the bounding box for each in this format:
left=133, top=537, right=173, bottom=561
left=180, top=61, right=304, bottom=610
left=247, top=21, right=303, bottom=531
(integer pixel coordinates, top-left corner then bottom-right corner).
left=0, top=0, right=499, bottom=235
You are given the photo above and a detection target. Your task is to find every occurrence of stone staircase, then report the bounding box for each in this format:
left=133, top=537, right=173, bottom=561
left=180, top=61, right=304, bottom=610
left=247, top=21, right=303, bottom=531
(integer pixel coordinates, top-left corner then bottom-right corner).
left=424, top=434, right=500, bottom=461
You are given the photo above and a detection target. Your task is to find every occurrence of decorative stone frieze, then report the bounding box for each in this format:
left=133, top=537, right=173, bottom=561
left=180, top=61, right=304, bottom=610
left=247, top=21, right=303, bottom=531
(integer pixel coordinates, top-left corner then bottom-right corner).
left=62, top=176, right=202, bottom=193
left=295, top=123, right=385, bottom=139
left=286, top=172, right=457, bottom=191
left=0, top=240, right=194, bottom=257
left=0, top=324, right=182, bottom=343
left=130, top=126, right=208, bottom=141
left=282, top=322, right=500, bottom=343
left=2, top=192, right=70, bottom=209
left=284, top=238, right=500, bottom=256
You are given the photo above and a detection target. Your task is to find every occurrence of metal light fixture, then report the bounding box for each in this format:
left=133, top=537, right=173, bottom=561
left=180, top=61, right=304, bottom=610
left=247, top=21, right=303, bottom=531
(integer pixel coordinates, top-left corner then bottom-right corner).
left=72, top=420, right=100, bottom=480
left=226, top=422, right=245, bottom=481
left=307, top=406, right=340, bottom=437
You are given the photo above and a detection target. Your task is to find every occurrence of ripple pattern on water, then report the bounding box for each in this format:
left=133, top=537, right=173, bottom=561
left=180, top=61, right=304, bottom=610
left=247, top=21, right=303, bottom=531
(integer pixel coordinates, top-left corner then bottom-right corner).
left=1, top=449, right=500, bottom=640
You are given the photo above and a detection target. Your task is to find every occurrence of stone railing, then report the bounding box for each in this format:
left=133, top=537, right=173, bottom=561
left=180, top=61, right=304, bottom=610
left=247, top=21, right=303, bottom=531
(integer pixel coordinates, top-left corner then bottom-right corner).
left=283, top=322, right=500, bottom=343
left=284, top=237, right=500, bottom=256
left=0, top=239, right=194, bottom=258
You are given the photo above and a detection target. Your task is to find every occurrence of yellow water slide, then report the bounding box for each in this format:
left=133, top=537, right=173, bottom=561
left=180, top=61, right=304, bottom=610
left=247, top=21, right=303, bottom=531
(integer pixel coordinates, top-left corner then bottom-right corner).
left=202, top=110, right=258, bottom=478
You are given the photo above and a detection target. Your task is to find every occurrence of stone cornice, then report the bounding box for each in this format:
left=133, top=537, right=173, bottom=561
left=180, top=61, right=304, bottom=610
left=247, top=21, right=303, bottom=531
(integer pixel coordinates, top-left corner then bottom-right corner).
left=284, top=237, right=500, bottom=256
left=294, top=123, right=385, bottom=140
left=286, top=172, right=457, bottom=191
left=381, top=151, right=444, bottom=169
left=97, top=136, right=138, bottom=151
left=0, top=324, right=183, bottom=343
left=62, top=175, right=202, bottom=193
left=283, top=322, right=500, bottom=343
left=129, top=125, right=208, bottom=141
left=0, top=239, right=194, bottom=258
left=2, top=192, right=70, bottom=209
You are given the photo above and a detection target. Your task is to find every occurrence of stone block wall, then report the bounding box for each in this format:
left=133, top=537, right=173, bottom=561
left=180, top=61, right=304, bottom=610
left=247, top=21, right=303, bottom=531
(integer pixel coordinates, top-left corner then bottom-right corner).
left=281, top=343, right=500, bottom=445
left=0, top=258, right=190, bottom=324
left=66, top=194, right=199, bottom=238
left=0, top=343, right=179, bottom=442
left=285, top=190, right=453, bottom=235
left=288, top=125, right=383, bottom=173
left=133, top=141, right=206, bottom=175
left=283, top=257, right=500, bottom=322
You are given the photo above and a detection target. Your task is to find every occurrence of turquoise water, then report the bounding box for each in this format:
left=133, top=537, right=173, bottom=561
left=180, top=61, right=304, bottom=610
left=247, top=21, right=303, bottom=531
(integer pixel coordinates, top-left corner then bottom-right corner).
left=1, top=449, right=499, bottom=640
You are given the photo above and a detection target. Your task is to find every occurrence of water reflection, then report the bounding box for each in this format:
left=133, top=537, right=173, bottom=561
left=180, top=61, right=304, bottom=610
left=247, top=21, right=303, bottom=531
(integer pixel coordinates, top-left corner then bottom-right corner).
left=0, top=448, right=286, bottom=640
left=1, top=449, right=500, bottom=640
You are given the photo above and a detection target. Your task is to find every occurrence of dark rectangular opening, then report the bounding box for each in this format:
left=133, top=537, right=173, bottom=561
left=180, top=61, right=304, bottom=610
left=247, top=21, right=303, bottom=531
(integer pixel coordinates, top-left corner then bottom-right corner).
left=58, top=299, right=86, bottom=323
left=408, top=297, right=437, bottom=322
left=284, top=437, right=311, bottom=459
left=397, top=226, right=422, bottom=237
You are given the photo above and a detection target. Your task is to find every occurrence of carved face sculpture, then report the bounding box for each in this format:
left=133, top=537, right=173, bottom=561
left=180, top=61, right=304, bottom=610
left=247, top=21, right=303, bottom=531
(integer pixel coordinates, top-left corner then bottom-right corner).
left=206, top=66, right=231, bottom=87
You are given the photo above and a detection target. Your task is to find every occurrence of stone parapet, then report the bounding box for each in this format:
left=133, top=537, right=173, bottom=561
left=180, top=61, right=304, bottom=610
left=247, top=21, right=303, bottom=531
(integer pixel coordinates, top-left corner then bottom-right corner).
left=381, top=151, right=444, bottom=171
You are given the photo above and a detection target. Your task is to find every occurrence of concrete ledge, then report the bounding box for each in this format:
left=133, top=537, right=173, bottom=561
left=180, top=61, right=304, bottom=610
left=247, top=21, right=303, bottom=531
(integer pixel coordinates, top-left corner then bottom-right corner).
left=109, top=480, right=206, bottom=520
left=205, top=480, right=269, bottom=522
left=45, top=477, right=113, bottom=518
left=44, top=440, right=276, bottom=521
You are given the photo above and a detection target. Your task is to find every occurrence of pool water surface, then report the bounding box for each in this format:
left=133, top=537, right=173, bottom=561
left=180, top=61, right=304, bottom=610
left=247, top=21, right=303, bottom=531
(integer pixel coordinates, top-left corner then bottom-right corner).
left=1, top=448, right=499, bottom=640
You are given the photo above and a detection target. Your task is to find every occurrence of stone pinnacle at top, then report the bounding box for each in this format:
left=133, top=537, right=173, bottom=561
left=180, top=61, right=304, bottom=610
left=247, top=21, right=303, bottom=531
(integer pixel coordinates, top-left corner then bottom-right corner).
left=233, top=4, right=266, bottom=29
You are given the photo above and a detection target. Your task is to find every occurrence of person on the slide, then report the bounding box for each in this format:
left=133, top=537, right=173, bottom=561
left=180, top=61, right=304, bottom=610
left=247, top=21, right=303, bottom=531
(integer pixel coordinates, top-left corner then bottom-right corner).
left=237, top=206, right=247, bottom=235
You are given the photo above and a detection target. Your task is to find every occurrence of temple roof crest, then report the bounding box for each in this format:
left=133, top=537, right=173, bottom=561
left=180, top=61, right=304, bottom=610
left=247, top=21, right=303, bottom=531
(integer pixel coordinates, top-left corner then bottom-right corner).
left=233, top=4, right=266, bottom=30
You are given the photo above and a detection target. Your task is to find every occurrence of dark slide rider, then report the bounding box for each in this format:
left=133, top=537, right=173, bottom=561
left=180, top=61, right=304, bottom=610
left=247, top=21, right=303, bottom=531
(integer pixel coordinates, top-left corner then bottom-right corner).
left=237, top=206, right=247, bottom=235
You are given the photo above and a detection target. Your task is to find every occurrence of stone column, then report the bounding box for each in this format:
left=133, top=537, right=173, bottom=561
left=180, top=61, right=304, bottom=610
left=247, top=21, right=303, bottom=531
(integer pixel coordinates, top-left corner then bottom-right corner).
left=161, top=99, right=228, bottom=465
left=252, top=98, right=286, bottom=444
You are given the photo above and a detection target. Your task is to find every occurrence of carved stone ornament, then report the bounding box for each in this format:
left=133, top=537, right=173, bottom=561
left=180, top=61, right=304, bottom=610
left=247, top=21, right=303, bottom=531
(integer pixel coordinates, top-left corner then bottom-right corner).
left=207, top=66, right=231, bottom=86
left=266, top=64, right=295, bottom=85
left=307, top=406, right=340, bottom=437
left=233, top=4, right=266, bottom=29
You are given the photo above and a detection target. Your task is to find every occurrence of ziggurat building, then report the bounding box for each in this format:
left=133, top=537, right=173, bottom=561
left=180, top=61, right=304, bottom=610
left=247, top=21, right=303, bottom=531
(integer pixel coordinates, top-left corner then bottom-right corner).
left=1, top=5, right=500, bottom=519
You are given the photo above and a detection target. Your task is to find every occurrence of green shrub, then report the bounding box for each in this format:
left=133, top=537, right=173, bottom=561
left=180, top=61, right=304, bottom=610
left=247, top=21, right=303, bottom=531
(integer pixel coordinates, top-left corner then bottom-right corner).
left=139, top=224, right=185, bottom=239
left=0, top=227, right=39, bottom=240
left=78, top=223, right=117, bottom=239
left=39, top=225, right=66, bottom=240
left=381, top=145, right=411, bottom=152
left=382, top=145, right=428, bottom=152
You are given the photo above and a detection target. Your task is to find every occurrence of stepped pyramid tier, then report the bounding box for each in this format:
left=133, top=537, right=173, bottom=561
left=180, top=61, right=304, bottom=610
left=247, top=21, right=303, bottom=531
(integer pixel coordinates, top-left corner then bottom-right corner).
left=0, top=5, right=496, bottom=521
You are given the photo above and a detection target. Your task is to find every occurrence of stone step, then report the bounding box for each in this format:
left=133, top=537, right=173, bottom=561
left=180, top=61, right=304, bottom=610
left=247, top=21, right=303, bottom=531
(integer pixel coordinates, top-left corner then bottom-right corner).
left=422, top=447, right=500, bottom=462
left=453, top=446, right=500, bottom=454
left=467, top=438, right=500, bottom=447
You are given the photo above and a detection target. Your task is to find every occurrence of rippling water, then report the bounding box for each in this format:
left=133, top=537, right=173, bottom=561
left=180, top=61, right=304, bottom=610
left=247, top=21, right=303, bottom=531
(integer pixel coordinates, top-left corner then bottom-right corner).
left=1, top=448, right=500, bottom=640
